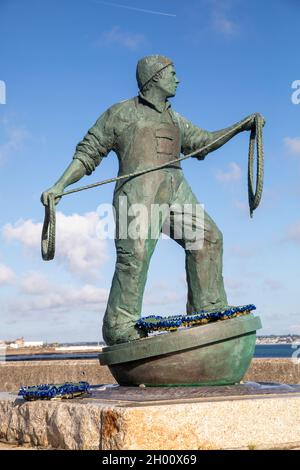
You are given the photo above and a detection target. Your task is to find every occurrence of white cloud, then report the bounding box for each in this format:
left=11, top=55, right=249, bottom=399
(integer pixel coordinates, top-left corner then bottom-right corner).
left=3, top=218, right=41, bottom=248
left=20, top=271, right=50, bottom=295
left=0, top=80, right=6, bottom=104
left=3, top=211, right=109, bottom=279
left=234, top=200, right=248, bottom=214
left=288, top=324, right=300, bottom=334
left=284, top=137, right=300, bottom=155
left=263, top=279, right=284, bottom=290
left=0, top=263, right=15, bottom=285
left=144, top=287, right=184, bottom=306
left=150, top=280, right=170, bottom=290
left=0, top=117, right=29, bottom=163
left=215, top=162, right=242, bottom=183
left=224, top=276, right=245, bottom=291
left=210, top=0, right=239, bottom=36
left=179, top=272, right=186, bottom=284
left=95, top=26, right=146, bottom=50
left=285, top=221, right=300, bottom=244
left=229, top=244, right=258, bottom=258
left=13, top=277, right=109, bottom=314
left=212, top=12, right=238, bottom=35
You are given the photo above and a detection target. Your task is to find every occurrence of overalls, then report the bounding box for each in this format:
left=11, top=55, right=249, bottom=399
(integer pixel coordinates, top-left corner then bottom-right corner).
left=102, top=101, right=227, bottom=345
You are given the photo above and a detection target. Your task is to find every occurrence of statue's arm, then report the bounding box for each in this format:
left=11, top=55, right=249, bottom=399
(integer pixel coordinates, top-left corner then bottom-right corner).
left=40, top=159, right=87, bottom=206
left=176, top=112, right=257, bottom=160
left=41, top=109, right=115, bottom=206
left=203, top=116, right=254, bottom=153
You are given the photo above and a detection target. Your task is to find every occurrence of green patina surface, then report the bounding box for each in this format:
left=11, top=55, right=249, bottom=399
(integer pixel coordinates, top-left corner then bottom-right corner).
left=99, top=314, right=262, bottom=386
left=41, top=55, right=264, bottom=347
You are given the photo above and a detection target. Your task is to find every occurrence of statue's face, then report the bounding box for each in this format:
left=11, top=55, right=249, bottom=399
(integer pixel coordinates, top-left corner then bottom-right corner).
left=156, top=65, right=180, bottom=98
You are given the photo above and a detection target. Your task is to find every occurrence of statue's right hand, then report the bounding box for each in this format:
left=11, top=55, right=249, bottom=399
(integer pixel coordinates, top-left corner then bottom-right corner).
left=40, top=185, right=63, bottom=207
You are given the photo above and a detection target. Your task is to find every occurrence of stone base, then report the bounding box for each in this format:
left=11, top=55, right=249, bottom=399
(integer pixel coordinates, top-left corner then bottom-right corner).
left=1, top=382, right=300, bottom=450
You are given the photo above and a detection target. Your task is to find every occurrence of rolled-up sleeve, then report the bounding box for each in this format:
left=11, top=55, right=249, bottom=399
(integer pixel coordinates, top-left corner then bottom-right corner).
left=73, top=107, right=115, bottom=174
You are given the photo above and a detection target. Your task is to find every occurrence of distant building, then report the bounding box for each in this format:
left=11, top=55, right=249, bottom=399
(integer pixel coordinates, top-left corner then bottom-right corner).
left=15, top=337, right=24, bottom=346
left=7, top=337, right=24, bottom=349
left=8, top=343, right=20, bottom=349
left=23, top=341, right=44, bottom=348
left=6, top=338, right=44, bottom=348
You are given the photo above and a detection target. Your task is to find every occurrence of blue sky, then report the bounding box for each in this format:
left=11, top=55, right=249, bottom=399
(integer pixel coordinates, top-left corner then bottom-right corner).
left=0, top=0, right=299, bottom=342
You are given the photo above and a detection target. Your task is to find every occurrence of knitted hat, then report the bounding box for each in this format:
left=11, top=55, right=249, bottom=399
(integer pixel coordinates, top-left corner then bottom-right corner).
left=136, top=55, right=173, bottom=91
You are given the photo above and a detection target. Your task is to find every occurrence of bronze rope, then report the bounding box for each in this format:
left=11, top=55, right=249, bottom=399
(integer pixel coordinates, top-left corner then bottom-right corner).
left=41, top=114, right=264, bottom=261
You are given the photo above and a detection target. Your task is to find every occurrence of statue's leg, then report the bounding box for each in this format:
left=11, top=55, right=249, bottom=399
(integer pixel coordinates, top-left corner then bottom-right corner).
left=169, top=177, right=228, bottom=314
left=102, top=187, right=162, bottom=346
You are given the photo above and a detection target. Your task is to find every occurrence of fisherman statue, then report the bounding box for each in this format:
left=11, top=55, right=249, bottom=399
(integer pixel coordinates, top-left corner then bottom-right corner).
left=41, top=55, right=265, bottom=347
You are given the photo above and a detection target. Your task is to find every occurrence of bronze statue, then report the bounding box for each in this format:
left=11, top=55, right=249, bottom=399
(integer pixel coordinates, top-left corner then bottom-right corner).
left=41, top=55, right=264, bottom=346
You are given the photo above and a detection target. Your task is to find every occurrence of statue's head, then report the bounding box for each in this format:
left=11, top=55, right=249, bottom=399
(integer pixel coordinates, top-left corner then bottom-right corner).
left=136, top=55, right=179, bottom=98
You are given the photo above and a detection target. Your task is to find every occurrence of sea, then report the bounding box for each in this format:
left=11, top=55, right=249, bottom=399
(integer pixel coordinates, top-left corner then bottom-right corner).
left=3, top=344, right=298, bottom=362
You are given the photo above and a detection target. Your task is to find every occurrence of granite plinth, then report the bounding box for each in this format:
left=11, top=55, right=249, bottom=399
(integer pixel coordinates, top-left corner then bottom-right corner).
left=1, top=382, right=300, bottom=450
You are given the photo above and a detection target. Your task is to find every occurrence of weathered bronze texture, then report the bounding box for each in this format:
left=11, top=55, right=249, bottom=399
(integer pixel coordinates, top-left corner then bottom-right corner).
left=99, top=314, right=262, bottom=386
left=41, top=55, right=265, bottom=347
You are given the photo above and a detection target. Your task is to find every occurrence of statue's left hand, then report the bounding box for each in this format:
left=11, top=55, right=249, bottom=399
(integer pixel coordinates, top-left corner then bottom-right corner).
left=244, top=113, right=266, bottom=131
left=40, top=184, right=63, bottom=207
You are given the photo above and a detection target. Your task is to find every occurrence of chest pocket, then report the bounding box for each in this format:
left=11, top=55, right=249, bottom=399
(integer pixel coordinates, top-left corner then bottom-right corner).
left=155, top=126, right=175, bottom=156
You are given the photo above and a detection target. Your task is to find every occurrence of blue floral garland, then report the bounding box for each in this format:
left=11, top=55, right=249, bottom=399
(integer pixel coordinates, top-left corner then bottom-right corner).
left=136, top=304, right=256, bottom=333
left=18, top=381, right=90, bottom=401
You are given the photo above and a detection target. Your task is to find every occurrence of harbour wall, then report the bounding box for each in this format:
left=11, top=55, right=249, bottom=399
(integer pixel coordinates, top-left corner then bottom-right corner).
left=0, top=358, right=299, bottom=392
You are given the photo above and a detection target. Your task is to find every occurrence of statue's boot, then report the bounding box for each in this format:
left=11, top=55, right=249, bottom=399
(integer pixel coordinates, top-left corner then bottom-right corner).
left=103, top=321, right=148, bottom=346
